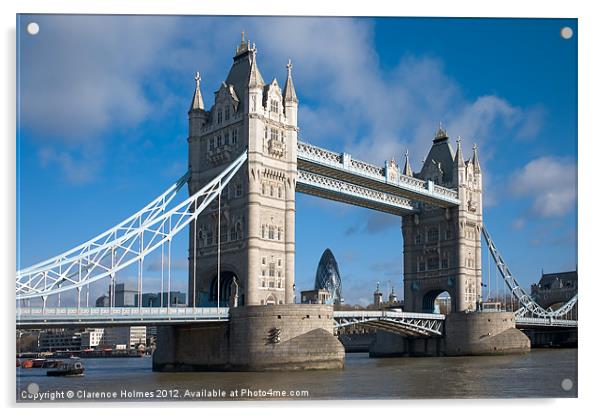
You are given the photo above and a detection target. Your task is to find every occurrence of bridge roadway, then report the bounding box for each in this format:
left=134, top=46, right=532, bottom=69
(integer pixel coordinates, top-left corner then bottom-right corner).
left=16, top=307, right=577, bottom=332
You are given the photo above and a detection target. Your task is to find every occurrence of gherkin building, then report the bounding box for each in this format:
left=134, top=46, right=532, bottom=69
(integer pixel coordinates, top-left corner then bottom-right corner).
left=314, top=248, right=342, bottom=304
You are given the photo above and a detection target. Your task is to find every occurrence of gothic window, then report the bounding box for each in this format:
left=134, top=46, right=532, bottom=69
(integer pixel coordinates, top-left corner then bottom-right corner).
left=270, top=128, right=278, bottom=141
left=278, top=280, right=282, bottom=288
left=277, top=228, right=281, bottom=241
left=269, top=281, right=275, bottom=288
left=270, top=185, right=274, bottom=197
left=264, top=126, right=268, bottom=139
left=269, top=263, right=275, bottom=277
left=217, top=135, right=222, bottom=147
left=270, top=99, right=279, bottom=113
left=262, top=183, right=266, bottom=195
left=235, top=182, right=243, bottom=197
left=441, top=258, right=449, bottom=269
left=217, top=109, right=223, bottom=124
left=427, top=227, right=439, bottom=243
left=232, top=128, right=238, bottom=144
left=261, top=225, right=266, bottom=239
left=209, top=139, right=214, bottom=151
left=262, top=257, right=266, bottom=265
left=225, top=106, right=230, bottom=121
left=224, top=131, right=230, bottom=145
left=268, top=226, right=275, bottom=240
left=278, top=186, right=282, bottom=198
left=427, top=257, right=439, bottom=270
left=277, top=259, right=282, bottom=267
left=415, top=234, right=422, bottom=245
left=261, top=280, right=265, bottom=287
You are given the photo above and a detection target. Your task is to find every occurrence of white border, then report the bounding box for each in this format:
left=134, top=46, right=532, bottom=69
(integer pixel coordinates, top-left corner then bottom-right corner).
left=2, top=0, right=599, bottom=414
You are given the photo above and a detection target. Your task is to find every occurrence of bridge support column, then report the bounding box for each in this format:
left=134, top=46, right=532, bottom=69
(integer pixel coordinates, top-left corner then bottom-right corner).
left=443, top=312, right=530, bottom=356
left=153, top=304, right=344, bottom=372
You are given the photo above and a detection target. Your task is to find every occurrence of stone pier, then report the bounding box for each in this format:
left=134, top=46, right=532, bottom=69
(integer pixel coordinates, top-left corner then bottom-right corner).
left=153, top=304, right=345, bottom=372
left=369, top=312, right=530, bottom=357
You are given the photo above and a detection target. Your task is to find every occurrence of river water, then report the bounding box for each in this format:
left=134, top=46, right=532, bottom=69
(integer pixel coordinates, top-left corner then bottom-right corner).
left=16, top=349, right=577, bottom=402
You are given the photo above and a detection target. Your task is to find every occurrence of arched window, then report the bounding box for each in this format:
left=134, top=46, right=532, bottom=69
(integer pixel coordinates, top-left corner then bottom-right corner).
left=427, top=227, right=439, bottom=243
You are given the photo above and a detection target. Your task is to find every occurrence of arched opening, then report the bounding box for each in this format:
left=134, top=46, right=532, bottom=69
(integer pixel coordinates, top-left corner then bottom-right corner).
left=209, top=271, right=243, bottom=306
left=422, top=290, right=452, bottom=314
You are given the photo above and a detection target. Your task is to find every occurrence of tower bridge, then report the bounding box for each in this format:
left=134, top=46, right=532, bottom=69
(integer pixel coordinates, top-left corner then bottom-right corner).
left=16, top=35, right=577, bottom=370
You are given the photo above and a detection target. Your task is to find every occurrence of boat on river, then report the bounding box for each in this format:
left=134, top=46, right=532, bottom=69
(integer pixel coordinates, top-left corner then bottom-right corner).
left=46, top=360, right=84, bottom=377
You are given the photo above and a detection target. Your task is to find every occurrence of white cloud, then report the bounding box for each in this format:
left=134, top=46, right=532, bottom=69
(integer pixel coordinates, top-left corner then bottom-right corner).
left=510, top=156, right=577, bottom=218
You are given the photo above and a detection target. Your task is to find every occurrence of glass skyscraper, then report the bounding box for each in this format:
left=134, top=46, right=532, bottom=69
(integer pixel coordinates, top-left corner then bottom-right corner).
left=314, top=248, right=342, bottom=304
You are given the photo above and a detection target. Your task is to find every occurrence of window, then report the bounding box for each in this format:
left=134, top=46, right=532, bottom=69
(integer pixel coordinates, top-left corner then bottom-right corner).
left=217, top=109, right=222, bottom=124
left=270, top=128, right=279, bottom=141
left=236, top=223, right=242, bottom=239
left=269, top=281, right=275, bottom=288
left=278, top=280, right=282, bottom=288
left=270, top=185, right=274, bottom=197
left=445, top=229, right=452, bottom=240
left=264, top=126, right=268, bottom=139
left=225, top=106, right=230, bottom=121
left=262, top=183, right=266, bottom=195
left=235, top=182, right=243, bottom=197
left=217, top=135, right=222, bottom=147
left=277, top=259, right=282, bottom=267
left=206, top=229, right=213, bottom=246
left=224, top=131, right=230, bottom=145
left=209, top=139, right=214, bottom=151
left=277, top=228, right=281, bottom=241
left=268, top=226, right=275, bottom=240
left=419, top=261, right=426, bottom=272
left=261, top=280, right=265, bottom=287
left=262, top=225, right=266, bottom=239
left=415, top=234, right=422, bottom=244
left=262, top=257, right=266, bottom=265
left=232, top=129, right=238, bottom=144
left=269, top=263, right=275, bottom=277
left=270, top=99, right=279, bottom=113
left=278, top=187, right=282, bottom=198
left=230, top=226, right=236, bottom=241
left=427, top=257, right=439, bottom=270
left=262, top=270, right=265, bottom=277
left=441, top=258, right=449, bottom=269
left=427, top=227, right=439, bottom=243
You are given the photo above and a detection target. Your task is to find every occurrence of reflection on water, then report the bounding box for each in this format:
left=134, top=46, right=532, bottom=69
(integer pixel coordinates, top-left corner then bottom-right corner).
left=17, top=349, right=577, bottom=401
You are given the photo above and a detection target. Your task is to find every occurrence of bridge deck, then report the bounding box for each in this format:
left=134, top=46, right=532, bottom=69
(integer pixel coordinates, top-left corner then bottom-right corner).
left=16, top=307, right=577, bottom=330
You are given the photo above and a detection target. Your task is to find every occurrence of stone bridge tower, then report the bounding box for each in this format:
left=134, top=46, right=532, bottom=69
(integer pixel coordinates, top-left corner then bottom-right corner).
left=187, top=35, right=298, bottom=307
left=402, top=125, right=483, bottom=313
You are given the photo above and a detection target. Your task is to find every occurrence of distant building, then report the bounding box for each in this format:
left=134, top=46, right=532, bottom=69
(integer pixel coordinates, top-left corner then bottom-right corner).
left=314, top=249, right=343, bottom=305
left=80, top=328, right=105, bottom=349
left=102, top=327, right=147, bottom=349
left=39, top=329, right=82, bottom=351
left=95, top=295, right=110, bottom=307
left=300, top=289, right=331, bottom=304
left=114, top=283, right=138, bottom=307
left=531, top=270, right=577, bottom=309
left=139, top=291, right=187, bottom=307
left=370, top=282, right=403, bottom=310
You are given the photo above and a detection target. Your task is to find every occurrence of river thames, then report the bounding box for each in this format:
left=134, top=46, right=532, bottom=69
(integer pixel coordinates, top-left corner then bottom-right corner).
left=16, top=348, right=577, bottom=401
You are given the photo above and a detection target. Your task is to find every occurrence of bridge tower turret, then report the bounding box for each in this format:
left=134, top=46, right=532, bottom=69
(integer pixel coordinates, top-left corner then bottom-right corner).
left=402, top=125, right=483, bottom=313
left=187, top=35, right=298, bottom=307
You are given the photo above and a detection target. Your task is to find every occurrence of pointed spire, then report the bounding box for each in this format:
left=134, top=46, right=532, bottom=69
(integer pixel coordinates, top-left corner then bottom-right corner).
left=248, top=47, right=264, bottom=87
left=472, top=143, right=481, bottom=172
left=434, top=122, right=449, bottom=143
left=402, top=149, right=413, bottom=177
left=454, top=136, right=464, bottom=166
left=189, top=71, right=204, bottom=112
left=283, top=58, right=298, bottom=103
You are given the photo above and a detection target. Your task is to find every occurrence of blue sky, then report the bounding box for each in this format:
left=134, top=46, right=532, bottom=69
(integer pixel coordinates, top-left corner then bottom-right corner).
left=16, top=15, right=577, bottom=306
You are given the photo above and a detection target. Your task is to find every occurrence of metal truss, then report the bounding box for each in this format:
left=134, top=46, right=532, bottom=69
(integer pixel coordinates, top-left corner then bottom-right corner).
left=16, top=151, right=248, bottom=301
left=482, top=226, right=578, bottom=319
left=297, top=169, right=415, bottom=215
left=17, top=172, right=189, bottom=277
left=297, top=140, right=460, bottom=206
left=333, top=311, right=445, bottom=336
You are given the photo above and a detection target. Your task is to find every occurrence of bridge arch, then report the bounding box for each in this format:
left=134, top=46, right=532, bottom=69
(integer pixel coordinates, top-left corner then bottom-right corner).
left=421, top=289, right=453, bottom=314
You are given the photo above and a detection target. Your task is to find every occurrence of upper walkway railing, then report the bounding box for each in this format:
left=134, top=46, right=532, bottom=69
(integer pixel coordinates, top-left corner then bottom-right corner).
left=297, top=141, right=460, bottom=207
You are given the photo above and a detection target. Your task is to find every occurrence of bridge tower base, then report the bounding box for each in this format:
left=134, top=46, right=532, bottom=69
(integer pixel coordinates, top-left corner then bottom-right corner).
left=368, top=312, right=530, bottom=357
left=152, top=304, right=345, bottom=372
